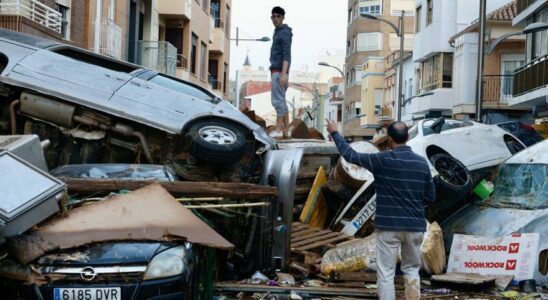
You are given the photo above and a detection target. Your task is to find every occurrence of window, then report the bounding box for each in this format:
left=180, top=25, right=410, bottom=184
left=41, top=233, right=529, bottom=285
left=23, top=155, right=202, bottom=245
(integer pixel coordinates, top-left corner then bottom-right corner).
left=415, top=5, right=422, bottom=32
left=191, top=34, right=197, bottom=74
left=211, top=0, right=221, bottom=27
left=531, top=8, right=548, bottom=60
left=356, top=32, right=382, bottom=51
left=52, top=48, right=138, bottom=72
left=200, top=42, right=207, bottom=80
left=57, top=4, right=70, bottom=40
left=348, top=8, right=353, bottom=23
left=419, top=53, right=453, bottom=92
left=149, top=74, right=212, bottom=101
left=426, top=0, right=433, bottom=25
left=359, top=0, right=382, bottom=15
left=351, top=101, right=362, bottom=116
left=223, top=62, right=228, bottom=94
left=355, top=68, right=365, bottom=85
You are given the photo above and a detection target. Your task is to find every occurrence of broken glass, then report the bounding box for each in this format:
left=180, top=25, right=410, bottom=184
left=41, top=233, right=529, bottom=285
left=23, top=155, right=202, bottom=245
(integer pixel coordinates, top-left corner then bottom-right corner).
left=488, top=164, right=547, bottom=209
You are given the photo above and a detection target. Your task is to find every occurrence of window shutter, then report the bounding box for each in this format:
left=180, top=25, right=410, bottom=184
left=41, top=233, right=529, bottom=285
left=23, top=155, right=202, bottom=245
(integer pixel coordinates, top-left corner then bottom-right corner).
left=56, top=0, right=71, bottom=8
left=357, top=32, right=382, bottom=51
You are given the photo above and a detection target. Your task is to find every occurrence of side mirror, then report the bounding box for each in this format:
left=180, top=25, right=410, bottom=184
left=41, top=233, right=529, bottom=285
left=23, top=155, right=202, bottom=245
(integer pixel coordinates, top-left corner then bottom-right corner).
left=430, top=117, right=445, bottom=134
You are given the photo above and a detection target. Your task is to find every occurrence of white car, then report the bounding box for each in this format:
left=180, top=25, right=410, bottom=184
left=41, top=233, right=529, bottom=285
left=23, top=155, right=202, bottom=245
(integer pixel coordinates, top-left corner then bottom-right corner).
left=407, top=117, right=526, bottom=218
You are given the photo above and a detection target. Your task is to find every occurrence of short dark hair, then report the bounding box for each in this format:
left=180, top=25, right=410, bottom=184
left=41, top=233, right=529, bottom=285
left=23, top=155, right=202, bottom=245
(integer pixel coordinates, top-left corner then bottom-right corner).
left=272, top=6, right=285, bottom=16
left=387, top=122, right=409, bottom=144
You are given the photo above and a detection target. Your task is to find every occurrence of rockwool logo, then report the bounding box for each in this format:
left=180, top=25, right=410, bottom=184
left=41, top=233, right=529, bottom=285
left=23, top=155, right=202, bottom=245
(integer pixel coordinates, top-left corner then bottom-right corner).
left=463, top=261, right=506, bottom=269
left=506, top=260, right=517, bottom=270
left=508, top=243, right=520, bottom=254
left=467, top=244, right=507, bottom=252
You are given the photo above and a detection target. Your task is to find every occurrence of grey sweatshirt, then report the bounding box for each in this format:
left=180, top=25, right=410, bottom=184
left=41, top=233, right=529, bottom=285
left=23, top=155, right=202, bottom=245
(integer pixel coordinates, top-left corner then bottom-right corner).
left=269, top=24, right=292, bottom=72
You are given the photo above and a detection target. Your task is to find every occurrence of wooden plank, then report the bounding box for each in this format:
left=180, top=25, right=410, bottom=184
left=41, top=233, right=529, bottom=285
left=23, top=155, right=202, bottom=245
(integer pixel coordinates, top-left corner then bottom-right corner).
left=61, top=178, right=278, bottom=198
left=299, top=166, right=328, bottom=228
left=291, top=232, right=341, bottom=248
left=214, top=283, right=377, bottom=298
left=333, top=272, right=377, bottom=283
left=431, top=273, right=497, bottom=285
left=296, top=235, right=353, bottom=251
left=291, top=223, right=309, bottom=232
left=292, top=229, right=331, bottom=243
left=291, top=227, right=321, bottom=239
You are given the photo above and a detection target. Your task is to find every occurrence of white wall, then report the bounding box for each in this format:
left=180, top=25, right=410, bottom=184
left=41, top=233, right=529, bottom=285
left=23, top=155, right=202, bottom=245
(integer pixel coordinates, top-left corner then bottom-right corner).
left=400, top=56, right=417, bottom=123
left=453, top=32, right=479, bottom=107
left=248, top=87, right=314, bottom=125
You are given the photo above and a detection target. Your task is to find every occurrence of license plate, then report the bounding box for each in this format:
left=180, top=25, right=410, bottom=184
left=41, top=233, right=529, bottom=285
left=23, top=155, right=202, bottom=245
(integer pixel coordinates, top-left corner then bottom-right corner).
left=54, top=288, right=121, bottom=300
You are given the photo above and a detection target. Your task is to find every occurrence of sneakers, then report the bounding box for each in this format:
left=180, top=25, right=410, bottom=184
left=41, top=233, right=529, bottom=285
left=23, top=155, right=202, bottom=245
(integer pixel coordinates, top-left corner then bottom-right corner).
left=269, top=130, right=284, bottom=139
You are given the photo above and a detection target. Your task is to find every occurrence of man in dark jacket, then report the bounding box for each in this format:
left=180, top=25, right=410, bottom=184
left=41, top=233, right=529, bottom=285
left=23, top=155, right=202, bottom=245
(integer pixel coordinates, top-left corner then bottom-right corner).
left=269, top=6, right=292, bottom=138
left=326, top=119, right=436, bottom=300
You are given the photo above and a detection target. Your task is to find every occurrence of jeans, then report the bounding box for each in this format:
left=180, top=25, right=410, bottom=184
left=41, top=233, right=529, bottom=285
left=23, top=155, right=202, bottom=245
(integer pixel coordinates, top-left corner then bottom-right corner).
left=271, top=72, right=288, bottom=116
left=376, top=230, right=423, bottom=300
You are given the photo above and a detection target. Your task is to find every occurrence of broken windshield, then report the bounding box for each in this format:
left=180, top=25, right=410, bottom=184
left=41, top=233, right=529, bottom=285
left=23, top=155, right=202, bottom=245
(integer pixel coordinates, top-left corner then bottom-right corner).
left=488, top=164, right=548, bottom=209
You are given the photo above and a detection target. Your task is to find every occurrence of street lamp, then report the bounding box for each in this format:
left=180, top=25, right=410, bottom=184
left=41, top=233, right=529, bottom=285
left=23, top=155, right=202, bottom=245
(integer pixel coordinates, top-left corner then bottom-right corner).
left=318, top=62, right=344, bottom=77
left=402, top=92, right=434, bottom=107
left=230, top=27, right=270, bottom=46
left=361, top=12, right=406, bottom=122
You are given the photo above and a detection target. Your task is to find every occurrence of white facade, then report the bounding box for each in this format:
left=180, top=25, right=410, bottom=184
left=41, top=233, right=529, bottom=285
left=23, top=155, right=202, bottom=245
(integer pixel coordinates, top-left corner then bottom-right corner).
left=399, top=55, right=418, bottom=124
left=453, top=32, right=479, bottom=109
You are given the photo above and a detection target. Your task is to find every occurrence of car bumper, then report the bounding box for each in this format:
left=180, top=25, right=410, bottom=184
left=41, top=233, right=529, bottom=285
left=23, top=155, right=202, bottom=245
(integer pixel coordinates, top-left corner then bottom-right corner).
left=3, top=275, right=190, bottom=300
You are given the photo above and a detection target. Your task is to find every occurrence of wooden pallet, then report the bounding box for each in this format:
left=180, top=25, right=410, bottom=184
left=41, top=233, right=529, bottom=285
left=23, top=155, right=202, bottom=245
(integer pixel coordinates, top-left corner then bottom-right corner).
left=291, top=222, right=354, bottom=252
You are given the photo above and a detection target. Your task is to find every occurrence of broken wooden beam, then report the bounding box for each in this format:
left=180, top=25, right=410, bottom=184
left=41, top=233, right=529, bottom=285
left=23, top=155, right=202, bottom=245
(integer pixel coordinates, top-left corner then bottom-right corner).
left=59, top=178, right=278, bottom=198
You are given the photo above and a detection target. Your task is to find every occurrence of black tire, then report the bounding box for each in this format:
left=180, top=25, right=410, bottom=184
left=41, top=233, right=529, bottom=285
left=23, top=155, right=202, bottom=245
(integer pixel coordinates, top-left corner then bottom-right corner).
left=429, top=153, right=473, bottom=221
left=185, top=118, right=248, bottom=163
left=505, top=137, right=525, bottom=155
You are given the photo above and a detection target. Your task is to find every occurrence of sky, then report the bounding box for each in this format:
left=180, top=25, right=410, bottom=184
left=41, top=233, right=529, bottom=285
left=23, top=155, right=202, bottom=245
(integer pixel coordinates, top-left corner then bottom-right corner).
left=229, top=0, right=347, bottom=80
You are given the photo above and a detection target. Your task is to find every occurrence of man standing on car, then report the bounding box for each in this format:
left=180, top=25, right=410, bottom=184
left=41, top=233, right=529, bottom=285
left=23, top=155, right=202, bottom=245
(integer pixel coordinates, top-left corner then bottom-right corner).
left=326, top=119, right=435, bottom=300
left=269, top=6, right=292, bottom=138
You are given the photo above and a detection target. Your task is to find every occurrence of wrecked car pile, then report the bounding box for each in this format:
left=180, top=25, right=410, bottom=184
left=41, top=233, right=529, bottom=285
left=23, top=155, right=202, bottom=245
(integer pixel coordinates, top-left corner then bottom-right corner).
left=1, top=28, right=546, bottom=299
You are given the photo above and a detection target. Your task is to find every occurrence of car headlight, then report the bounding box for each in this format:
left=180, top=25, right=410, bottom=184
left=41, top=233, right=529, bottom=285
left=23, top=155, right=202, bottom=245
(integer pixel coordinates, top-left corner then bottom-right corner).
left=143, top=246, right=186, bottom=280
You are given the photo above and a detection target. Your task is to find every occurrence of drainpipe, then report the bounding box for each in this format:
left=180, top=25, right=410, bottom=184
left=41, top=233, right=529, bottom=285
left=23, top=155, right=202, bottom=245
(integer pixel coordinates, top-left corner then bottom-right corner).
left=94, top=0, right=102, bottom=53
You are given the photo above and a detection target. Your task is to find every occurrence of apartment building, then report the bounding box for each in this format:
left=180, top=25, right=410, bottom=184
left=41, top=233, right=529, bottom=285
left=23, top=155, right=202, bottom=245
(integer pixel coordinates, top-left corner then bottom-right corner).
left=323, top=77, right=345, bottom=137
left=450, top=0, right=531, bottom=123
left=511, top=0, right=548, bottom=116
left=345, top=0, right=414, bottom=140
left=0, top=0, right=85, bottom=47
left=384, top=50, right=414, bottom=123
left=411, top=0, right=510, bottom=120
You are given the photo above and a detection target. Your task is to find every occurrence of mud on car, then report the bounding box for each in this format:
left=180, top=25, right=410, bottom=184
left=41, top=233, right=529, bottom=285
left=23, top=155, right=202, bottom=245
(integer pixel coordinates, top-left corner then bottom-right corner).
left=0, top=29, right=275, bottom=180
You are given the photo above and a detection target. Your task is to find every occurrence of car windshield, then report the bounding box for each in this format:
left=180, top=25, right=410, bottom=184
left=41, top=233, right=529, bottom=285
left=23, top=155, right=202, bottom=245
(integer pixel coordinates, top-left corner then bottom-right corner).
left=487, top=163, right=548, bottom=209
left=408, top=125, right=418, bottom=140
left=149, top=74, right=214, bottom=101
left=422, top=119, right=472, bottom=137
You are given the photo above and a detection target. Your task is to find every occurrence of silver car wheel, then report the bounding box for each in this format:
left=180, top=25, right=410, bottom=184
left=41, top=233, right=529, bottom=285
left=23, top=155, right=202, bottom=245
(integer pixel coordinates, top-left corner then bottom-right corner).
left=198, top=126, right=237, bottom=145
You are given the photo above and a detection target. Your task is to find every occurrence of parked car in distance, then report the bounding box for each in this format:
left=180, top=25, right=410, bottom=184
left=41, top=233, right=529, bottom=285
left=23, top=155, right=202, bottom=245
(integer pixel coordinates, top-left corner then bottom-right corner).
left=0, top=164, right=203, bottom=300
left=441, top=140, right=548, bottom=287
left=407, top=117, right=526, bottom=219
left=497, top=121, right=544, bottom=147
left=0, top=29, right=275, bottom=175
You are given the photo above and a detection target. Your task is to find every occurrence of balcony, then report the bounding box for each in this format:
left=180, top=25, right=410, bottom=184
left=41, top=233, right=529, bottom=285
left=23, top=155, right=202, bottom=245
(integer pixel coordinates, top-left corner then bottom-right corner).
left=482, top=75, right=514, bottom=105
left=516, top=0, right=539, bottom=14
left=157, top=0, right=191, bottom=20
left=208, top=74, right=222, bottom=91
left=0, top=0, right=62, bottom=33
left=513, top=54, right=548, bottom=96
left=138, top=41, right=177, bottom=77
left=99, top=19, right=122, bottom=59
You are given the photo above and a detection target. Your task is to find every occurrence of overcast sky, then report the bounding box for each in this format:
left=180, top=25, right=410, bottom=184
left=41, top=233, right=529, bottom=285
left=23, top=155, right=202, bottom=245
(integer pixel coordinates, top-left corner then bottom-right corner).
left=229, top=0, right=347, bottom=80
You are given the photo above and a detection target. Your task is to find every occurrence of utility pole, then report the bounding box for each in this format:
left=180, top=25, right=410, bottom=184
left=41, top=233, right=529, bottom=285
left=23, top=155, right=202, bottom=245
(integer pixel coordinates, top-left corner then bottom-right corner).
left=475, top=0, right=487, bottom=122
left=397, top=11, right=405, bottom=122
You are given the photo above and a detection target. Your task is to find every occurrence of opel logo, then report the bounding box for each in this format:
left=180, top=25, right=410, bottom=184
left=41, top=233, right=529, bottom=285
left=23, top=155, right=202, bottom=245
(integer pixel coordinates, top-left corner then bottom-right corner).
left=80, top=266, right=97, bottom=281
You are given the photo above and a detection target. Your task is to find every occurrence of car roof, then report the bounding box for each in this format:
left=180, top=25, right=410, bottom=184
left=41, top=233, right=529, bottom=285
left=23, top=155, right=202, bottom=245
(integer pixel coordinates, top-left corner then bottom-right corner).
left=0, top=29, right=60, bottom=49
left=505, top=139, right=548, bottom=164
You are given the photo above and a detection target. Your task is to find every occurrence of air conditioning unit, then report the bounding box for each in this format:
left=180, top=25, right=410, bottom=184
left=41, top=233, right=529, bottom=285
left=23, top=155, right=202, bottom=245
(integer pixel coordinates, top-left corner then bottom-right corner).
left=0, top=135, right=48, bottom=171
left=0, top=151, right=65, bottom=242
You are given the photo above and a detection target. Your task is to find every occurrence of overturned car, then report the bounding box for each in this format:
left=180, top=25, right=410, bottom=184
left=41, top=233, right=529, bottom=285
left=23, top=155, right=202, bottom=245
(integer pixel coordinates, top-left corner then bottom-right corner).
left=0, top=29, right=275, bottom=178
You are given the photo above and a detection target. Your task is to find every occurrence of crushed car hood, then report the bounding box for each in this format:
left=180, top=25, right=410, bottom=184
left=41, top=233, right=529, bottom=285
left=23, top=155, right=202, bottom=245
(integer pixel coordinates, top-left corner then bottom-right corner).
left=8, top=184, right=233, bottom=263
left=36, top=242, right=172, bottom=266
left=442, top=204, right=548, bottom=249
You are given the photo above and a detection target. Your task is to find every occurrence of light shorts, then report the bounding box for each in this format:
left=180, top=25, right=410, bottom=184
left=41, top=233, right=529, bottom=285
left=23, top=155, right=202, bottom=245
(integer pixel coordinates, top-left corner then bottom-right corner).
left=271, top=72, right=289, bottom=116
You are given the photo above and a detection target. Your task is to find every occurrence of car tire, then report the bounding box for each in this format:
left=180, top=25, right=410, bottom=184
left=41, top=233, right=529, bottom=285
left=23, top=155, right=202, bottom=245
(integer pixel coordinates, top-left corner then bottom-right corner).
left=429, top=153, right=473, bottom=221
left=185, top=119, right=248, bottom=163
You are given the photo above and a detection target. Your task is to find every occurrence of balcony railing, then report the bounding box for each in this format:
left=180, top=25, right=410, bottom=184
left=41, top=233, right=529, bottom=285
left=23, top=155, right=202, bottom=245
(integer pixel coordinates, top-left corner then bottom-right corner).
left=516, top=0, right=539, bottom=15
left=483, top=75, right=514, bottom=103
left=100, top=19, right=122, bottom=59
left=208, top=74, right=221, bottom=90
left=0, top=0, right=62, bottom=33
left=138, top=41, right=177, bottom=77
left=177, top=54, right=188, bottom=69
left=513, top=54, right=548, bottom=96
left=213, top=18, right=224, bottom=29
